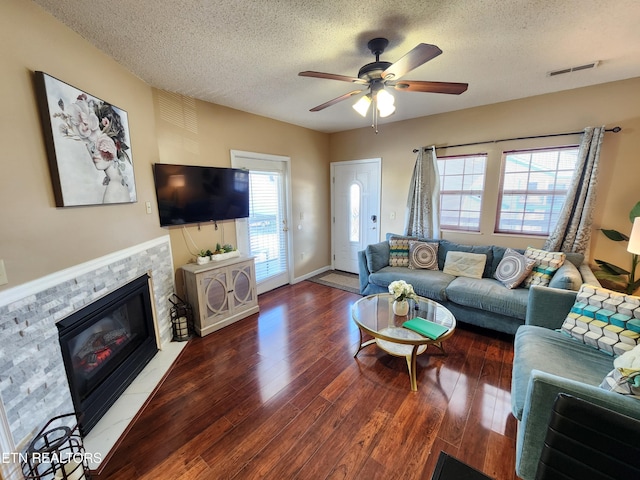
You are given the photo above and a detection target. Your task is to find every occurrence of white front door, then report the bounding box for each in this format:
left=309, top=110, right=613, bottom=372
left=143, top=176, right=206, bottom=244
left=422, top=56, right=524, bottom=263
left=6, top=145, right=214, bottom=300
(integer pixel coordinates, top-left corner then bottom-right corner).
left=231, top=150, right=292, bottom=294
left=331, top=159, right=381, bottom=273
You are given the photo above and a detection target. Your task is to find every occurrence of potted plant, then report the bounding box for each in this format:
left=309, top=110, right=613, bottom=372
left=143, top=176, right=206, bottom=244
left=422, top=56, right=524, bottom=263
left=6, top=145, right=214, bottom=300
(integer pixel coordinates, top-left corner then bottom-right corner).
left=388, top=280, right=416, bottom=316
left=210, top=243, right=240, bottom=261
left=594, top=201, right=640, bottom=294
left=196, top=249, right=212, bottom=265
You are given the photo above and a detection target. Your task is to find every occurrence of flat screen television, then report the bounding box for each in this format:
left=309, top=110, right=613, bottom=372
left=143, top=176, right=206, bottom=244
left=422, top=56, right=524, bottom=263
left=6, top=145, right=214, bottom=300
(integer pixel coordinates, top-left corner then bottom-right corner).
left=153, top=163, right=249, bottom=227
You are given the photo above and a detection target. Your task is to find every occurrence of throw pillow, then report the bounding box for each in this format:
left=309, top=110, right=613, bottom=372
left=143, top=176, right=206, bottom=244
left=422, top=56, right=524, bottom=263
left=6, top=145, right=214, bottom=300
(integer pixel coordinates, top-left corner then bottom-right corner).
left=438, top=240, right=494, bottom=277
left=494, top=248, right=536, bottom=289
left=522, top=247, right=566, bottom=288
left=408, top=240, right=439, bottom=270
left=547, top=261, right=583, bottom=291
left=389, top=236, right=412, bottom=267
left=561, top=284, right=640, bottom=356
left=599, top=344, right=640, bottom=398
left=442, top=251, right=487, bottom=279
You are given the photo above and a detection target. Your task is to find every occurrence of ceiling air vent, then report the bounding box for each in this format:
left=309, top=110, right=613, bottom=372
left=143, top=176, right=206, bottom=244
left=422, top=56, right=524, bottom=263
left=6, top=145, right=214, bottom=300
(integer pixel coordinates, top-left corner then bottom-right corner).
left=548, top=61, right=600, bottom=77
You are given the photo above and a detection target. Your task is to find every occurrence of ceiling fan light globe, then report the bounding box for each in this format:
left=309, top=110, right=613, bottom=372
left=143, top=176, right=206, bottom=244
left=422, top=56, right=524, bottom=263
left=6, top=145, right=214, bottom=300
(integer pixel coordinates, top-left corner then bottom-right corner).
left=376, top=89, right=395, bottom=109
left=353, top=95, right=371, bottom=117
left=378, top=104, right=396, bottom=118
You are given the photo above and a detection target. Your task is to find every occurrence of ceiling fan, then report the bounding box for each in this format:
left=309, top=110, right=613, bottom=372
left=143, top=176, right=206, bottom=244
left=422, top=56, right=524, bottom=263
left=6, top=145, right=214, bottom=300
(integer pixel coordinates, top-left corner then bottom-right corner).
left=299, top=38, right=468, bottom=131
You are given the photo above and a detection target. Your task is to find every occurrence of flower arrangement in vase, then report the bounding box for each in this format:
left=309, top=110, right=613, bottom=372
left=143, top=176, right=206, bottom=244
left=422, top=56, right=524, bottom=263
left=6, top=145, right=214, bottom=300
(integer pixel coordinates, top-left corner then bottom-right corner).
left=388, top=280, right=416, bottom=316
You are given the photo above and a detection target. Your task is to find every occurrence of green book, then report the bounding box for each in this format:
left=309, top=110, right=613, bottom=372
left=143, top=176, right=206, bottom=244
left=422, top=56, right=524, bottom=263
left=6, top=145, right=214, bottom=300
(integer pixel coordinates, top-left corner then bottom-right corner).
left=403, top=317, right=449, bottom=340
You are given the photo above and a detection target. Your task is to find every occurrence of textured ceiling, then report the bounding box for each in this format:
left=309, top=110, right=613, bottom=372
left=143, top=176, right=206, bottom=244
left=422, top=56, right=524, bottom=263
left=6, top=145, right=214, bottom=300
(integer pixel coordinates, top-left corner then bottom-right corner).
left=32, top=0, right=640, bottom=133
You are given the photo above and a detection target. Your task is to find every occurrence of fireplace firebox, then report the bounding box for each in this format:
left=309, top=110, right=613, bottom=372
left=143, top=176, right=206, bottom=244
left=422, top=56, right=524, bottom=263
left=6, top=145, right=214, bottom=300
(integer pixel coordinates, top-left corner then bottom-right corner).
left=57, top=274, right=158, bottom=436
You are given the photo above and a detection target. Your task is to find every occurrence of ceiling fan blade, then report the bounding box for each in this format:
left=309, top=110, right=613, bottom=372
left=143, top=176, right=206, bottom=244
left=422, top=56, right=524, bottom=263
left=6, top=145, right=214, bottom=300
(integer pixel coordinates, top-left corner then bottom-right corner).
left=392, top=80, right=468, bottom=95
left=382, top=43, right=442, bottom=80
left=309, top=90, right=363, bottom=112
left=299, top=71, right=368, bottom=85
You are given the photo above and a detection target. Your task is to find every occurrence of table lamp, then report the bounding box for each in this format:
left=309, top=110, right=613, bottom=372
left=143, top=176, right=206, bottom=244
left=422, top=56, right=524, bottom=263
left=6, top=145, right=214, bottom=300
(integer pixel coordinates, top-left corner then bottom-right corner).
left=629, top=218, right=640, bottom=255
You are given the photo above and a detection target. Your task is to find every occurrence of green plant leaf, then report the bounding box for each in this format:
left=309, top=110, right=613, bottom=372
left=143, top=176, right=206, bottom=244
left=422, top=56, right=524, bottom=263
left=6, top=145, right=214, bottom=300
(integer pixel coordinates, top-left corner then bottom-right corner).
left=630, top=201, right=640, bottom=223
left=600, top=229, right=629, bottom=242
left=594, top=259, right=630, bottom=276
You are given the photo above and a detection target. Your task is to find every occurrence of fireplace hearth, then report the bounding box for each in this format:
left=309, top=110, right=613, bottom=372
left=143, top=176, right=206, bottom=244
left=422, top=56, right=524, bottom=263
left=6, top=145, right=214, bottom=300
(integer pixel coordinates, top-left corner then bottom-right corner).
left=57, top=274, right=158, bottom=436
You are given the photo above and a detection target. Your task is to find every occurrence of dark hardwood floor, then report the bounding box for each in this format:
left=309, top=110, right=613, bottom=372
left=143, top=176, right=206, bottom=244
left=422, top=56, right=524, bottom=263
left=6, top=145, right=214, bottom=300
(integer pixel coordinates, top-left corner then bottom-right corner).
left=96, top=280, right=522, bottom=480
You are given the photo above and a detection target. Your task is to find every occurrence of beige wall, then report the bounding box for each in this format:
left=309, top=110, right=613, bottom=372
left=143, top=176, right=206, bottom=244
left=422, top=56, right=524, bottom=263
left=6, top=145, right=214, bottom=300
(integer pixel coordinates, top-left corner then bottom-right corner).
left=0, top=0, right=165, bottom=292
left=329, top=78, right=640, bottom=271
left=152, top=90, right=331, bottom=284
left=0, top=0, right=332, bottom=295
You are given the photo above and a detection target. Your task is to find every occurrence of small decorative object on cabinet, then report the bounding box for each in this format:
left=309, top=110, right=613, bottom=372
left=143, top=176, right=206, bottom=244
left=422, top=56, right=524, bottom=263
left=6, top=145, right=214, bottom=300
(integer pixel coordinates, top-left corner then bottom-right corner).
left=181, top=256, right=259, bottom=336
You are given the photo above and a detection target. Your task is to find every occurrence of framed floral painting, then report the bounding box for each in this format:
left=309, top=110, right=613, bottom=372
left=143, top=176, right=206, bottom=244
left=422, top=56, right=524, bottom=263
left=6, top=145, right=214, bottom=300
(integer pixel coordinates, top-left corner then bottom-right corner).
left=34, top=71, right=137, bottom=206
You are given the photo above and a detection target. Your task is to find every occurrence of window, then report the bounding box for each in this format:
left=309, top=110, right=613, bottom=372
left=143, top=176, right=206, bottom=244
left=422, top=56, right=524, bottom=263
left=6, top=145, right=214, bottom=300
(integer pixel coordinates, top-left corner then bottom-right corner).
left=247, top=170, right=287, bottom=283
left=349, top=183, right=361, bottom=242
left=437, top=154, right=487, bottom=232
left=495, top=146, right=579, bottom=235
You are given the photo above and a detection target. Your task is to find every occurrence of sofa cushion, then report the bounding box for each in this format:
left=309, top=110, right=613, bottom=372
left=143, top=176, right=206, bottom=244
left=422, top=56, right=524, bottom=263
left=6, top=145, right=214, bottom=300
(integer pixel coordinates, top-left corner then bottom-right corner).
left=445, top=276, right=529, bottom=319
left=561, top=284, right=640, bottom=356
left=438, top=240, right=493, bottom=277
left=512, top=325, right=615, bottom=419
left=442, top=251, right=487, bottom=279
left=548, top=260, right=583, bottom=291
left=522, top=247, right=566, bottom=288
left=494, top=248, right=536, bottom=289
left=408, top=240, right=439, bottom=270
left=368, top=266, right=455, bottom=302
left=365, top=242, right=390, bottom=273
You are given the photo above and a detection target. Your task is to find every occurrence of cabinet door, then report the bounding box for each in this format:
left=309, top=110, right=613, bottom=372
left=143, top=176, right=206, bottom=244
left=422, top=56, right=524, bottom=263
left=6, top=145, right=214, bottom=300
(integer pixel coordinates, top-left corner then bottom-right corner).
left=230, top=262, right=257, bottom=310
left=200, top=270, right=230, bottom=319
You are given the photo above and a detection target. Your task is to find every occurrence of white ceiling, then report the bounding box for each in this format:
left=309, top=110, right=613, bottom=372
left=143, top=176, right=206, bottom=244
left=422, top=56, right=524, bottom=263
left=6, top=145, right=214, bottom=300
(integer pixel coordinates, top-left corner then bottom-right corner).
left=32, top=0, right=640, bottom=133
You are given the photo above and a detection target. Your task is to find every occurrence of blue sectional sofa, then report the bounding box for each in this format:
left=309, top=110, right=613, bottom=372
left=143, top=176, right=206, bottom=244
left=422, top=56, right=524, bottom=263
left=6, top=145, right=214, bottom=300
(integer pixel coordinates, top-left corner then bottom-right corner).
left=358, top=234, right=597, bottom=334
left=511, top=285, right=640, bottom=480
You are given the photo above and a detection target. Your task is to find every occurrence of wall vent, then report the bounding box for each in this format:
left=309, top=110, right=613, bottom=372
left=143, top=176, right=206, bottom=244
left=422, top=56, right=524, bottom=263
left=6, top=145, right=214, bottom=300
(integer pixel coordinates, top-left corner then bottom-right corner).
left=548, top=61, right=600, bottom=77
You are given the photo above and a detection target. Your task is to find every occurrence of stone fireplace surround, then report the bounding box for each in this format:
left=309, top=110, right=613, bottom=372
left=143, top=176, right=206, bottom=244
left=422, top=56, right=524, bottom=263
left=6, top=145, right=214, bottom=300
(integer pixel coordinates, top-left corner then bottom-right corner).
left=0, top=235, right=186, bottom=477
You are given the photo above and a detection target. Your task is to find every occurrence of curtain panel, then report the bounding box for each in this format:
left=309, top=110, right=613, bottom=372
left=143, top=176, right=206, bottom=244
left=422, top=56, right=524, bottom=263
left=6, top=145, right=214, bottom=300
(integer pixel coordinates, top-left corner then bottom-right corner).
left=543, top=126, right=605, bottom=256
left=405, top=146, right=440, bottom=239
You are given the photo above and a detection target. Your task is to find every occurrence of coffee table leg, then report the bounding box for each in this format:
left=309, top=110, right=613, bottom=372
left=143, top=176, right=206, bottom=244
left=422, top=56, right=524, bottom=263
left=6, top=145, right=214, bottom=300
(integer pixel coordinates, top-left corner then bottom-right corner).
left=354, top=327, right=376, bottom=357
left=406, top=345, right=420, bottom=391
left=432, top=341, right=447, bottom=355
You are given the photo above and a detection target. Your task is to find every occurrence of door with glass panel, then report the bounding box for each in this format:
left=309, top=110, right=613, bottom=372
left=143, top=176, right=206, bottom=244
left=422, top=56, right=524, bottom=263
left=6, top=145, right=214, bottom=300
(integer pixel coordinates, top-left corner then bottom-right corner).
left=331, top=159, right=381, bottom=273
left=231, top=151, right=292, bottom=294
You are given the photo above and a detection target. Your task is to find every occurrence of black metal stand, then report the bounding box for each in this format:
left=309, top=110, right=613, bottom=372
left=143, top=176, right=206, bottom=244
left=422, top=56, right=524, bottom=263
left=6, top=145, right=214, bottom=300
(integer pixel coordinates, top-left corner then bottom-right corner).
left=22, top=413, right=91, bottom=480
left=169, top=294, right=193, bottom=341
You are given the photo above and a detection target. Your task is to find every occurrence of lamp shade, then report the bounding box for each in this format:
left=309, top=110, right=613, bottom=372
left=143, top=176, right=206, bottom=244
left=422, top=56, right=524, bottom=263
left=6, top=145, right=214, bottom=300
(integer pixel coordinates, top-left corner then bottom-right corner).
left=376, top=89, right=395, bottom=109
left=352, top=95, right=371, bottom=117
left=375, top=89, right=395, bottom=117
left=628, top=217, right=640, bottom=255
left=378, top=103, right=396, bottom=118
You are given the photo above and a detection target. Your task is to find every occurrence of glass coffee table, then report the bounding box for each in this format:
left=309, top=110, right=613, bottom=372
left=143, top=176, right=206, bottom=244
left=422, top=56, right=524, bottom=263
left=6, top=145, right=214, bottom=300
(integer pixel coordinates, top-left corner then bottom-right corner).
left=352, top=293, right=456, bottom=391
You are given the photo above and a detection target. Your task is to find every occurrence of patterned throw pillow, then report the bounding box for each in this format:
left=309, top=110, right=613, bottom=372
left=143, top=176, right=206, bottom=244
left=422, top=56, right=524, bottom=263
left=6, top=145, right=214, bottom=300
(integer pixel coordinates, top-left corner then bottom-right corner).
left=561, top=284, right=640, bottom=356
left=408, top=241, right=439, bottom=270
left=389, top=236, right=412, bottom=267
left=600, top=344, right=640, bottom=397
left=494, top=248, right=536, bottom=289
left=522, top=247, right=566, bottom=288
left=442, top=251, right=487, bottom=279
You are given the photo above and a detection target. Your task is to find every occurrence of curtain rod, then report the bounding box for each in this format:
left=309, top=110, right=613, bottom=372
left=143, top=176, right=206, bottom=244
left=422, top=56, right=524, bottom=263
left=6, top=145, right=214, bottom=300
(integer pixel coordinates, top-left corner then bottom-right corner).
left=412, top=126, right=622, bottom=153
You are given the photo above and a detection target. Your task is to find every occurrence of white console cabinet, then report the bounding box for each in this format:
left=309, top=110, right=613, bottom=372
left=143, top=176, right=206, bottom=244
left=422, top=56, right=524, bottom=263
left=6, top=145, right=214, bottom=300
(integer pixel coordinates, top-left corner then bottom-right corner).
left=181, top=256, right=259, bottom=336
